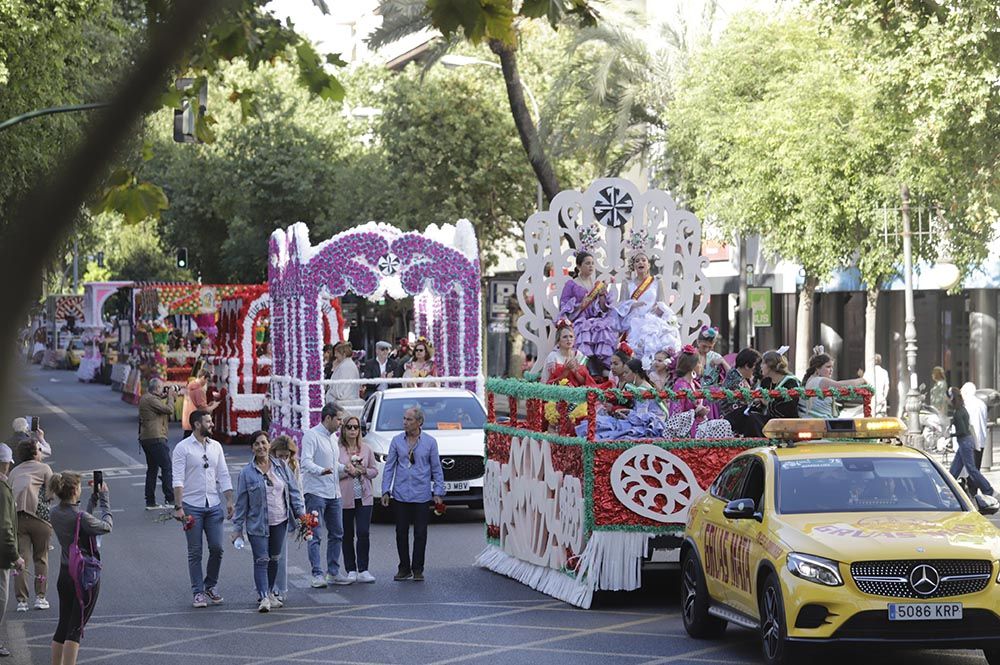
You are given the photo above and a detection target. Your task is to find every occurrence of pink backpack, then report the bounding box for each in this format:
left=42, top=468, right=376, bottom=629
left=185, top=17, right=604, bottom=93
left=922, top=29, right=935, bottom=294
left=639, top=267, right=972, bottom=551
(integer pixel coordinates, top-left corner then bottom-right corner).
left=67, top=512, right=102, bottom=631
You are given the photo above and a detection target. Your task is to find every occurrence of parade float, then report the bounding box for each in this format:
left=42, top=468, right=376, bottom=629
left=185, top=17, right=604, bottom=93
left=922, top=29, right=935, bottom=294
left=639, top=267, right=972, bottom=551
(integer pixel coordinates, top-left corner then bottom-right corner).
left=75, top=281, right=133, bottom=383
left=477, top=178, right=872, bottom=608
left=212, top=286, right=344, bottom=441
left=267, top=220, right=483, bottom=441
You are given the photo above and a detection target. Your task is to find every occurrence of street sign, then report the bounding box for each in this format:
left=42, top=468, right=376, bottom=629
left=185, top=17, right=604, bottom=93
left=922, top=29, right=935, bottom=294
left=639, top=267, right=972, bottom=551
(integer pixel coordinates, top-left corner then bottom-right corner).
left=747, top=286, right=772, bottom=327
left=489, top=281, right=516, bottom=318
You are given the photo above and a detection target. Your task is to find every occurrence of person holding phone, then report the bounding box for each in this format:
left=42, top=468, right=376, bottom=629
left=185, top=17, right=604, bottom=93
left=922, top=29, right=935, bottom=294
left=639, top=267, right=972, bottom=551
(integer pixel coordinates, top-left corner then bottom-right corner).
left=138, top=378, right=176, bottom=510
left=10, top=440, right=53, bottom=612
left=299, top=402, right=350, bottom=588
left=10, top=419, right=51, bottom=459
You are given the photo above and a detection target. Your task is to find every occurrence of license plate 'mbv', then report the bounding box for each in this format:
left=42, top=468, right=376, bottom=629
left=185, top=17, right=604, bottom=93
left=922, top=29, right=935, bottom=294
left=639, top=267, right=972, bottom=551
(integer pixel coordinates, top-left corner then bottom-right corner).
left=888, top=603, right=963, bottom=621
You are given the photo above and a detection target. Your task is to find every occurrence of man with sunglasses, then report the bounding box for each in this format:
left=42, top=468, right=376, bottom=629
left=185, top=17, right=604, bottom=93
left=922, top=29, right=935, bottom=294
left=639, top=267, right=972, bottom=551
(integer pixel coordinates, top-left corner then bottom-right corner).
left=380, top=406, right=445, bottom=581
left=171, top=410, right=234, bottom=608
left=300, top=402, right=351, bottom=588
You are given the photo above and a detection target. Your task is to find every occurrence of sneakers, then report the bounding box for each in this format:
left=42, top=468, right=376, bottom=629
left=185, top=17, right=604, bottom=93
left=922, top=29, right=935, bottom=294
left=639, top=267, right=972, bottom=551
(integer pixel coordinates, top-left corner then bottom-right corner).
left=192, top=593, right=208, bottom=608
left=327, top=573, right=353, bottom=586
left=310, top=575, right=328, bottom=588
left=0, top=642, right=10, bottom=657
left=267, top=592, right=283, bottom=609
left=257, top=596, right=270, bottom=613
left=356, top=570, right=376, bottom=584
left=145, top=505, right=160, bottom=511
left=206, top=587, right=224, bottom=604
left=412, top=570, right=424, bottom=582
left=393, top=568, right=413, bottom=581
left=271, top=592, right=285, bottom=606
left=346, top=571, right=358, bottom=583
left=34, top=597, right=49, bottom=610
left=15, top=602, right=27, bottom=613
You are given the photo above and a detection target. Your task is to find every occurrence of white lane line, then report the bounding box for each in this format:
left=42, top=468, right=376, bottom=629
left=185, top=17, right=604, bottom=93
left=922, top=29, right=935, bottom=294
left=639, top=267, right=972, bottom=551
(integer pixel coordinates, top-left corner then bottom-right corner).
left=23, top=388, right=144, bottom=467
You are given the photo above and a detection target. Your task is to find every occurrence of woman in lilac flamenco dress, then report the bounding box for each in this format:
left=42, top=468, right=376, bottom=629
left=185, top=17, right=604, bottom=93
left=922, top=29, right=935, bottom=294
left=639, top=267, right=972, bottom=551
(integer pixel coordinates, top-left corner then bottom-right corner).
left=559, top=251, right=617, bottom=372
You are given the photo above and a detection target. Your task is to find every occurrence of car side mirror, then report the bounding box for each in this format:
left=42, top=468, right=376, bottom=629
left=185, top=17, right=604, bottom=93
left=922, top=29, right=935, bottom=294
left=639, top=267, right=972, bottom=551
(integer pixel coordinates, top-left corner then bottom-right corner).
left=723, top=498, right=759, bottom=521
left=974, top=493, right=999, bottom=516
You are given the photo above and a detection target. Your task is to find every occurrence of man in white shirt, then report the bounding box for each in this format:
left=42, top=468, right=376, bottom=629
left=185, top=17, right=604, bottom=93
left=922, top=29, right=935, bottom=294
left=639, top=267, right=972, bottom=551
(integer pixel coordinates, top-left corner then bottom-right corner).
left=300, top=402, right=351, bottom=588
left=961, top=383, right=989, bottom=467
left=863, top=354, right=890, bottom=416
left=171, top=410, right=234, bottom=608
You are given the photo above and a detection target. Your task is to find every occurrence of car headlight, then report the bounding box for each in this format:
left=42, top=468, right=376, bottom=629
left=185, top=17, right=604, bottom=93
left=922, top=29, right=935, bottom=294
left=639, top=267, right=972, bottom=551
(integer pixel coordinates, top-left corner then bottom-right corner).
left=373, top=452, right=387, bottom=463
left=786, top=552, right=843, bottom=587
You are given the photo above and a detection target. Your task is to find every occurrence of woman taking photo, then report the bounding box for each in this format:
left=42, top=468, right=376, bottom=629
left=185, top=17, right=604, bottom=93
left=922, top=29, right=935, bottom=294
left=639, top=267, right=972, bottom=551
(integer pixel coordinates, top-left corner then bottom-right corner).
left=269, top=436, right=300, bottom=603
left=49, top=471, right=112, bottom=665
left=10, top=439, right=53, bottom=612
left=232, top=431, right=305, bottom=613
left=338, top=416, right=378, bottom=584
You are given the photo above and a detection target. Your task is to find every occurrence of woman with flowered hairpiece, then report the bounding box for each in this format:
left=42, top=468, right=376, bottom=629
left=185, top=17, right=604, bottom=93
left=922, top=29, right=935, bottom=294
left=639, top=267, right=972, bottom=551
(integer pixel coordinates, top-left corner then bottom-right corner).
left=558, top=251, right=617, bottom=375
left=402, top=337, right=437, bottom=387
left=541, top=320, right=594, bottom=387
left=575, top=356, right=669, bottom=440
left=613, top=241, right=681, bottom=369
left=696, top=326, right=730, bottom=418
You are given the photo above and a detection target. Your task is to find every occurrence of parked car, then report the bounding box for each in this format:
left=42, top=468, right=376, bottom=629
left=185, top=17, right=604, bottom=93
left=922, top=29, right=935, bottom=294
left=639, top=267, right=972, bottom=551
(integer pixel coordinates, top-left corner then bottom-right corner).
left=361, top=388, right=486, bottom=509
left=63, top=336, right=85, bottom=369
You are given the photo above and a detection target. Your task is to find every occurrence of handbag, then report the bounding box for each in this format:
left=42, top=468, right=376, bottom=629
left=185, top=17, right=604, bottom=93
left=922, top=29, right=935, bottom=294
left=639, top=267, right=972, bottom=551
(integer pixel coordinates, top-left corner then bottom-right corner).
left=35, top=483, right=51, bottom=523
left=68, top=511, right=102, bottom=633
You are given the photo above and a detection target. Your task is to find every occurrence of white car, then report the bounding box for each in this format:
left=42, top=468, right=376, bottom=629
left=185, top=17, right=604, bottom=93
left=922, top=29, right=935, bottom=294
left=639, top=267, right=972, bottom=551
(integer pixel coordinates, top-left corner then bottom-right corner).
left=360, top=388, right=486, bottom=508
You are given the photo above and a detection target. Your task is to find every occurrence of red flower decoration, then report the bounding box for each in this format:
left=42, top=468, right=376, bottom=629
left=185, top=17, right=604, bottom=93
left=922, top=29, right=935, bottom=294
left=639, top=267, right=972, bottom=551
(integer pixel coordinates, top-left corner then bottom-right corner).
left=617, top=341, right=634, bottom=357
left=681, top=344, right=697, bottom=355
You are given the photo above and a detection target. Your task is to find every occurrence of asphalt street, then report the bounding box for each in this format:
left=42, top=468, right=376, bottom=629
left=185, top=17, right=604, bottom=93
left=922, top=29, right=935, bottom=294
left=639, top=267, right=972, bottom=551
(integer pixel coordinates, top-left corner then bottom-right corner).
left=1, top=364, right=993, bottom=665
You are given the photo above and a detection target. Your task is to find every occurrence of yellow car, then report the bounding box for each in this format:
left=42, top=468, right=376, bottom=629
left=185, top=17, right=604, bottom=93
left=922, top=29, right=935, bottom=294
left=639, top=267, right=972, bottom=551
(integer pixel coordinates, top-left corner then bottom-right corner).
left=681, top=417, right=1000, bottom=665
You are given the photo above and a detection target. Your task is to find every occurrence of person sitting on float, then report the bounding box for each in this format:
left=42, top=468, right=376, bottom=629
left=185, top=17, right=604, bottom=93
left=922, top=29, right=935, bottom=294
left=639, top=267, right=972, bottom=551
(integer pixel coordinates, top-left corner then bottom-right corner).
left=720, top=347, right=761, bottom=418
left=558, top=251, right=616, bottom=376
left=577, top=356, right=668, bottom=440
left=726, top=349, right=800, bottom=438
left=402, top=337, right=437, bottom=387
left=695, top=326, right=730, bottom=418
left=612, top=250, right=681, bottom=369
left=648, top=349, right=673, bottom=391
left=540, top=320, right=594, bottom=387
left=799, top=346, right=867, bottom=418
left=607, top=343, right=632, bottom=388
left=668, top=346, right=710, bottom=437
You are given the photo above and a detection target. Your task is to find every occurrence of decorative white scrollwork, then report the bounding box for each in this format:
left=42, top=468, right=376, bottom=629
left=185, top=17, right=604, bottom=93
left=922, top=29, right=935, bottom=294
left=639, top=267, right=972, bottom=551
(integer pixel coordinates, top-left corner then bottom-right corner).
left=609, top=444, right=704, bottom=523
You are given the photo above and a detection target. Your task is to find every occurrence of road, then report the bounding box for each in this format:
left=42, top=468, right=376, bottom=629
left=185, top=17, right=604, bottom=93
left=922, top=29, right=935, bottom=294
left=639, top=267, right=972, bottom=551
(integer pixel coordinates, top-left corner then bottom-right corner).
left=2, top=364, right=993, bottom=665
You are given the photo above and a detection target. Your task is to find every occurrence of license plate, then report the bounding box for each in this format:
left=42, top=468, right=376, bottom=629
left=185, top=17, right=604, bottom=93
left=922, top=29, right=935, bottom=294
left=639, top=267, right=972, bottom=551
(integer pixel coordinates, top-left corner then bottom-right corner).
left=888, top=603, right=963, bottom=621
left=445, top=481, right=469, bottom=492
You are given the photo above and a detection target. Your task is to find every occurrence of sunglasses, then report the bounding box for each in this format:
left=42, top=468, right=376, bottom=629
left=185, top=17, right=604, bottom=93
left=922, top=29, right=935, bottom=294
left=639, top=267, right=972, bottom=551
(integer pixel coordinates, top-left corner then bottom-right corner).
left=345, top=424, right=360, bottom=430
left=202, top=454, right=209, bottom=470
left=262, top=473, right=273, bottom=487
left=408, top=449, right=416, bottom=464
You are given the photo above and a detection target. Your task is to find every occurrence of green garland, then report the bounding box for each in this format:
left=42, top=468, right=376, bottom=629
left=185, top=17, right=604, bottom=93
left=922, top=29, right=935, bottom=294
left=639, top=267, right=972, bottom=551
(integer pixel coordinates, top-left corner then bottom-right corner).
left=485, top=423, right=768, bottom=450
left=484, top=423, right=585, bottom=446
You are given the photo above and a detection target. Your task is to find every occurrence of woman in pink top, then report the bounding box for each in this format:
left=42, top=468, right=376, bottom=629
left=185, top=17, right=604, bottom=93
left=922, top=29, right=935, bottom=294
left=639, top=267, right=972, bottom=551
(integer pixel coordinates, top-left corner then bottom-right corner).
left=669, top=346, right=709, bottom=437
left=338, top=416, right=377, bottom=583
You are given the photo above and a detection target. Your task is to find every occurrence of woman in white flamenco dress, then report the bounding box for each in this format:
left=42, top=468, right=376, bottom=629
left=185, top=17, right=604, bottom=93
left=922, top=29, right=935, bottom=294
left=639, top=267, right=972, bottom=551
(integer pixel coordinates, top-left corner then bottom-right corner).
left=613, top=251, right=681, bottom=368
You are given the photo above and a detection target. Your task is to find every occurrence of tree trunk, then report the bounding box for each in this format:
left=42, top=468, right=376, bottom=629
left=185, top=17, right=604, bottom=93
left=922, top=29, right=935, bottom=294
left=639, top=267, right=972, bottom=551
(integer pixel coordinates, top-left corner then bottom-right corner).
left=864, top=287, right=878, bottom=377
left=794, top=276, right=818, bottom=377
left=489, top=38, right=560, bottom=205
left=0, top=0, right=232, bottom=400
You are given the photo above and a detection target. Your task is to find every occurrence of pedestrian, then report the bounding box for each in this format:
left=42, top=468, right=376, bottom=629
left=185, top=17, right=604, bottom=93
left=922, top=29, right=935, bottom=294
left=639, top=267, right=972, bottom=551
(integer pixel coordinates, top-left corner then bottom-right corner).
left=949, top=388, right=995, bottom=498
left=48, top=472, right=112, bottom=665
left=10, top=440, right=53, bottom=612
left=10, top=419, right=51, bottom=458
left=231, top=431, right=304, bottom=613
left=961, top=383, right=989, bottom=476
left=171, top=410, right=234, bottom=608
left=0, top=444, right=25, bottom=658
left=138, top=378, right=176, bottom=510
left=181, top=368, right=219, bottom=438
left=862, top=354, right=890, bottom=416
left=300, top=402, right=351, bottom=587
left=380, top=406, right=445, bottom=582
left=269, top=436, right=300, bottom=602
left=325, top=341, right=360, bottom=404
left=338, top=415, right=377, bottom=584
left=393, top=338, right=411, bottom=377
left=361, top=341, right=399, bottom=396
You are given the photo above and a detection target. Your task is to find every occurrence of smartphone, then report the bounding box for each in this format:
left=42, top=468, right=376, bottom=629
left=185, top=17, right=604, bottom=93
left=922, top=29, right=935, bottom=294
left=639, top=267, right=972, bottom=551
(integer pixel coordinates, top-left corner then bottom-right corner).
left=92, top=470, right=103, bottom=492
left=30, top=416, right=39, bottom=432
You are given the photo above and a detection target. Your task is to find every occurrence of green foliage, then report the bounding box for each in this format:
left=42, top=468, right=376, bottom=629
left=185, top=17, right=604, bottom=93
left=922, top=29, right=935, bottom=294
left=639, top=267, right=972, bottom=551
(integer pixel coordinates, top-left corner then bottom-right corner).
left=86, top=213, right=191, bottom=282
left=426, top=0, right=598, bottom=45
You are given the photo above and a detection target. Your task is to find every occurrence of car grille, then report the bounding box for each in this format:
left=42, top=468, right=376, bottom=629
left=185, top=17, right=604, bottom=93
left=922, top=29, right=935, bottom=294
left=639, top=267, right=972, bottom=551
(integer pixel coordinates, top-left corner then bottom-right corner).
left=440, top=455, right=484, bottom=482
left=835, top=609, right=1000, bottom=641
left=851, top=560, right=993, bottom=599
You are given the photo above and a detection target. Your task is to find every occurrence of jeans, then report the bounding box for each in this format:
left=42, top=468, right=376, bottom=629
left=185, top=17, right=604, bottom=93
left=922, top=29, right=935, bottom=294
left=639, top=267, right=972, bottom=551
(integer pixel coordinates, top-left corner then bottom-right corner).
left=139, top=438, right=174, bottom=506
left=183, top=503, right=224, bottom=595
left=0, top=569, right=8, bottom=640
left=951, top=434, right=994, bottom=496
left=342, top=500, right=373, bottom=573
left=304, top=494, right=343, bottom=577
left=275, top=533, right=290, bottom=595
left=393, top=501, right=430, bottom=573
left=248, top=521, right=287, bottom=598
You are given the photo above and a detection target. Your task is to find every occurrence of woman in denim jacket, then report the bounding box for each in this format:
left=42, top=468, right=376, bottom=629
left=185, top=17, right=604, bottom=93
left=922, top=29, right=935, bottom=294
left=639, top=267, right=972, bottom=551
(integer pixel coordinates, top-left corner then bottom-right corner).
left=232, top=431, right=304, bottom=612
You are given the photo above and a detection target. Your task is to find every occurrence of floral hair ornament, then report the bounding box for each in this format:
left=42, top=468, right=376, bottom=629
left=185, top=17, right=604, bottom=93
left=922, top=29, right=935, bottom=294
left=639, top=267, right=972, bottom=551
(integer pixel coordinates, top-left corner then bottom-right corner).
left=617, top=341, right=634, bottom=357
left=698, top=325, right=719, bottom=341
left=414, top=336, right=434, bottom=358
left=577, top=223, right=601, bottom=254
left=555, top=318, right=574, bottom=331
left=681, top=344, right=698, bottom=356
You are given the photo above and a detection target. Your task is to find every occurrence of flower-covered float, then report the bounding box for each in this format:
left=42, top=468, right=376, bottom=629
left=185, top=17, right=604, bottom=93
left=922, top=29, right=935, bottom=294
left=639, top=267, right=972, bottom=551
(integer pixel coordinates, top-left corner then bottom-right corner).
left=478, top=179, right=872, bottom=608
left=267, top=220, right=483, bottom=441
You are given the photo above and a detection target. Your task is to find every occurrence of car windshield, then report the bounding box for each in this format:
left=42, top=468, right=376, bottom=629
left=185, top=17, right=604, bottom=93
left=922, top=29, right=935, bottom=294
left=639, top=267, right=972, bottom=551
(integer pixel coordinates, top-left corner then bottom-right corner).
left=777, top=456, right=964, bottom=514
left=376, top=396, right=485, bottom=431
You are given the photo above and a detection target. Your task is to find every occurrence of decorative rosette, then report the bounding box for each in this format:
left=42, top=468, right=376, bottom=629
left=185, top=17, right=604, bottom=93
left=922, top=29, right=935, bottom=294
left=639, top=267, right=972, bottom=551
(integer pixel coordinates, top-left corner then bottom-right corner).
left=578, top=223, right=601, bottom=254
left=627, top=228, right=651, bottom=256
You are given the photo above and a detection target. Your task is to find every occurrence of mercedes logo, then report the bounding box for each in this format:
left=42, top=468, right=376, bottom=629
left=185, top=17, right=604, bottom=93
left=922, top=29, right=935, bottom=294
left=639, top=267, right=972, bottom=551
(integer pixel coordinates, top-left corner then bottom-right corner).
left=440, top=458, right=456, bottom=470
left=909, top=564, right=940, bottom=596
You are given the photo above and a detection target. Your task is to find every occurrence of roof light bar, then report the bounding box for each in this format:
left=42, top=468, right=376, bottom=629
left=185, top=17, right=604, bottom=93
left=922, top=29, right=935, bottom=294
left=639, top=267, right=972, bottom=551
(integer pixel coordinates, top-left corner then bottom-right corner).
left=762, top=417, right=906, bottom=441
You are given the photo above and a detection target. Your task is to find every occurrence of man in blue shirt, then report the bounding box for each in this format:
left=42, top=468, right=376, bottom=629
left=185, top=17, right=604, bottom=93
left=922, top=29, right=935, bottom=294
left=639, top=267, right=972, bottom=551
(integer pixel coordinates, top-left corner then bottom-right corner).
left=380, top=406, right=444, bottom=581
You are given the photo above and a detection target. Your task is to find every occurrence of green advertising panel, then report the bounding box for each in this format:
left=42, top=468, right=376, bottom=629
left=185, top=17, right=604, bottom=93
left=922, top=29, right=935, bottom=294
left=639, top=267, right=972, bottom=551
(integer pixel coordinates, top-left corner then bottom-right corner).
left=747, top=286, right=772, bottom=327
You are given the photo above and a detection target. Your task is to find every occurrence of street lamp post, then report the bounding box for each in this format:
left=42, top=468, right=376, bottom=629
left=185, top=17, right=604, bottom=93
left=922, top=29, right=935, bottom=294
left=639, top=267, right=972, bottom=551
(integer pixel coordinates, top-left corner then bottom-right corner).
left=439, top=54, right=545, bottom=212
left=900, top=186, right=922, bottom=438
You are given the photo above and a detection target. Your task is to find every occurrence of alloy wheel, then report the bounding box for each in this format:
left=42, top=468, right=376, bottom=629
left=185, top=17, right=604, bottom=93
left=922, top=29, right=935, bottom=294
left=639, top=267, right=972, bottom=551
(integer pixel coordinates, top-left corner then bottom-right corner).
left=761, top=585, right=781, bottom=660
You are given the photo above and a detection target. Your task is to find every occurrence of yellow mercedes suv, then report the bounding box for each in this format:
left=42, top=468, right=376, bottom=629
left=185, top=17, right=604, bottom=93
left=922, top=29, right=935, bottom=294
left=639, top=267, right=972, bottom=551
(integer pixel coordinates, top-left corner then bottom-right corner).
left=681, top=417, right=1000, bottom=665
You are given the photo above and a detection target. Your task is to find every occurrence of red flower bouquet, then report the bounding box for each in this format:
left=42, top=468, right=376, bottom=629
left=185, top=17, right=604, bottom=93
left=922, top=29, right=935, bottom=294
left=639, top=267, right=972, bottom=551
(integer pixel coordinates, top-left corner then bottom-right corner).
left=294, top=511, right=320, bottom=543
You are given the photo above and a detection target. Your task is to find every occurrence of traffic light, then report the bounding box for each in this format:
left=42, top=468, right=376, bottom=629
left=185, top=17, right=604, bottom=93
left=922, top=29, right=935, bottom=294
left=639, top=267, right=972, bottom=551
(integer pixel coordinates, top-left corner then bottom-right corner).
left=176, top=247, right=188, bottom=269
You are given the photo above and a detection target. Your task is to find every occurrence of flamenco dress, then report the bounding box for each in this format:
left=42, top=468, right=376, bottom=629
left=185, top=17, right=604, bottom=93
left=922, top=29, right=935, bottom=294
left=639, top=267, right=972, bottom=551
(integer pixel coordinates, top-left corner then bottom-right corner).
left=613, top=278, right=681, bottom=368
left=558, top=280, right=617, bottom=366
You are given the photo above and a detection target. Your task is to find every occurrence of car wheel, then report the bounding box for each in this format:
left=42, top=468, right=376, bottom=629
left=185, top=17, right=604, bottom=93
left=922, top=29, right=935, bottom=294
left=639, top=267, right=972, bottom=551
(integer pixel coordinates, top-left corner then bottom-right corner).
left=680, top=550, right=726, bottom=638
left=758, top=573, right=797, bottom=665
left=984, top=649, right=1000, bottom=665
